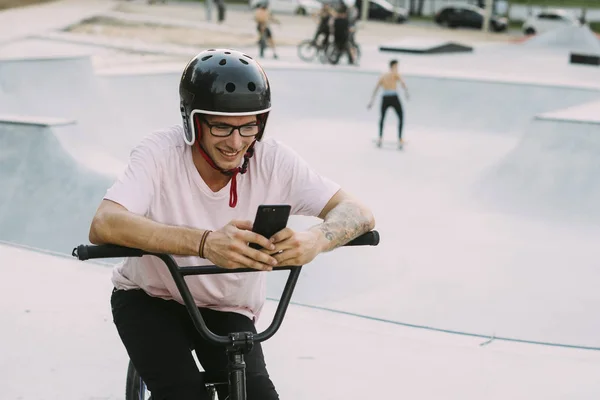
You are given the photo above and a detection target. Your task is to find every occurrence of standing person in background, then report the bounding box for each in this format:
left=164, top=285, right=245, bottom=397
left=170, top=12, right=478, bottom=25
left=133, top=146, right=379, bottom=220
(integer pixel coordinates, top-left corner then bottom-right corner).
left=311, top=3, right=333, bottom=47
left=255, top=2, right=280, bottom=59
left=332, top=3, right=354, bottom=65
left=216, top=0, right=226, bottom=23
left=347, top=0, right=359, bottom=55
left=367, top=59, right=410, bottom=149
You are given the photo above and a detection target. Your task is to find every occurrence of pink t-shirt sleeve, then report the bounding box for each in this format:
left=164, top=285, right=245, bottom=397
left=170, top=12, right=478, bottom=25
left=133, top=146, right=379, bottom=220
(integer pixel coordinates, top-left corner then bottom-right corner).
left=274, top=142, right=341, bottom=217
left=104, top=138, right=160, bottom=216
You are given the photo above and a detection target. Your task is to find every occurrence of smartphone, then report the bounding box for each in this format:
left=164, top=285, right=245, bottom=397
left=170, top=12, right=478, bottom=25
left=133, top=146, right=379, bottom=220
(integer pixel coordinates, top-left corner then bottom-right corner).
left=249, top=204, right=291, bottom=250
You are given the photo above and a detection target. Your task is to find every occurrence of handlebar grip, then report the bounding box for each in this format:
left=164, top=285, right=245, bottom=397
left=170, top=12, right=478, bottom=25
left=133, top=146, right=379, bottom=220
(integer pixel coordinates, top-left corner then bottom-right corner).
left=72, top=244, right=146, bottom=261
left=345, top=230, right=379, bottom=246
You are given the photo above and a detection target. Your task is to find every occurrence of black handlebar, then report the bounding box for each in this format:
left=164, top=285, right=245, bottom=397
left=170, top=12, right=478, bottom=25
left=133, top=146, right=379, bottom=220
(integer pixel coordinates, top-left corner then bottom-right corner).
left=72, top=230, right=379, bottom=346
left=72, top=230, right=379, bottom=262
left=73, top=243, right=145, bottom=261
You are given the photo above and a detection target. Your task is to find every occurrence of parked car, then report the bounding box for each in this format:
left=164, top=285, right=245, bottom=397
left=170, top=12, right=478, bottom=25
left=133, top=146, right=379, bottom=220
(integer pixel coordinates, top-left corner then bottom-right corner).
left=249, top=0, right=323, bottom=15
left=434, top=3, right=508, bottom=32
left=521, top=9, right=581, bottom=35
left=354, top=0, right=409, bottom=23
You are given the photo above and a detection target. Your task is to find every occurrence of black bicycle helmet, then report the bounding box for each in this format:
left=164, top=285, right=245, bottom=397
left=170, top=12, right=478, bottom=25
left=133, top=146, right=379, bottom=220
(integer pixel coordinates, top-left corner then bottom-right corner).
left=179, top=48, right=272, bottom=145
left=178, top=49, right=272, bottom=208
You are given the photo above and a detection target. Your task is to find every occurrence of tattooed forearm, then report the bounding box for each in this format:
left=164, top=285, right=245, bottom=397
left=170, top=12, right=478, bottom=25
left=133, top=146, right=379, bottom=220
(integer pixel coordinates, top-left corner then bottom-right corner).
left=313, top=200, right=375, bottom=252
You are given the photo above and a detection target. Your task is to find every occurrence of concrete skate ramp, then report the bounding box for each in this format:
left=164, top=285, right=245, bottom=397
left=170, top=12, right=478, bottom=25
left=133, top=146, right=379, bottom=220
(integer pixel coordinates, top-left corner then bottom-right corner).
left=538, top=99, right=600, bottom=123
left=263, top=67, right=600, bottom=136
left=474, top=99, right=600, bottom=224
left=2, top=56, right=599, bottom=157
left=2, top=58, right=600, bottom=351
left=3, top=244, right=600, bottom=400
left=256, top=68, right=600, bottom=350
left=0, top=122, right=116, bottom=254
left=0, top=56, right=182, bottom=163
left=0, top=56, right=101, bottom=118
left=96, top=69, right=181, bottom=161
left=62, top=64, right=600, bottom=152
left=523, top=25, right=600, bottom=53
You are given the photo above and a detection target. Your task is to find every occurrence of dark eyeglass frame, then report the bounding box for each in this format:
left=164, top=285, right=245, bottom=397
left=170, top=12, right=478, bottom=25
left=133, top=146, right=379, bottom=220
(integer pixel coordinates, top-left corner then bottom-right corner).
left=200, top=116, right=260, bottom=138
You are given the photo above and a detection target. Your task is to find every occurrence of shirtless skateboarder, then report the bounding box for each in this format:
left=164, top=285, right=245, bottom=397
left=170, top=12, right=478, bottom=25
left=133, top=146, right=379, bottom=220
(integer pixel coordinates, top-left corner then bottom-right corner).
left=367, top=59, right=410, bottom=149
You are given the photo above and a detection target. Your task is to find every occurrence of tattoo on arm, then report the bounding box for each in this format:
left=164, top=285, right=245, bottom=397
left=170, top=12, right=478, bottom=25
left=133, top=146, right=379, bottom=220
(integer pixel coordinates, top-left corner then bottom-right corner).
left=316, top=201, right=373, bottom=252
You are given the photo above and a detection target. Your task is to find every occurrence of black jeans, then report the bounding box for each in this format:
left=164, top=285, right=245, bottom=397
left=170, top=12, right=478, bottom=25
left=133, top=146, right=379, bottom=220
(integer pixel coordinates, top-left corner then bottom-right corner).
left=379, top=94, right=404, bottom=140
left=111, top=288, right=279, bottom=400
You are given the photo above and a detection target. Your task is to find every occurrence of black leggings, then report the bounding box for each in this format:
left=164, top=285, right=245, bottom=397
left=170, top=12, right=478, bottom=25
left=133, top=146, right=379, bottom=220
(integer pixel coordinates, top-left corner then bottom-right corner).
left=379, top=94, right=404, bottom=140
left=111, top=288, right=279, bottom=400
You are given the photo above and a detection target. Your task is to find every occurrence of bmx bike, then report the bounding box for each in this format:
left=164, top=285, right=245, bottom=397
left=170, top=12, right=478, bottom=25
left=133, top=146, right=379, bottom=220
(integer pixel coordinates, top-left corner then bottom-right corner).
left=72, top=230, right=380, bottom=400
left=297, top=37, right=331, bottom=64
left=298, top=37, right=361, bottom=66
left=325, top=41, right=361, bottom=65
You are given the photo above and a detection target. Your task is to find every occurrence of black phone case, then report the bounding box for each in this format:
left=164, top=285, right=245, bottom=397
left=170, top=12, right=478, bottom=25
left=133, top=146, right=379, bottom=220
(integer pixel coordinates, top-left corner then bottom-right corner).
left=250, top=205, right=291, bottom=250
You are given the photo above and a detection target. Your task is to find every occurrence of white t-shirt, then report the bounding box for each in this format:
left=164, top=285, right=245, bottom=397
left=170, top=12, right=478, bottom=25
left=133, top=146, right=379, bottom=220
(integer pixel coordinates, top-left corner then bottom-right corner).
left=105, top=125, right=340, bottom=320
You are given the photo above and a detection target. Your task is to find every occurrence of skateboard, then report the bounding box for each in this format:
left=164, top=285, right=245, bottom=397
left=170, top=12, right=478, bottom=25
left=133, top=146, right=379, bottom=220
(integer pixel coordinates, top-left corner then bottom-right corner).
left=373, top=139, right=405, bottom=150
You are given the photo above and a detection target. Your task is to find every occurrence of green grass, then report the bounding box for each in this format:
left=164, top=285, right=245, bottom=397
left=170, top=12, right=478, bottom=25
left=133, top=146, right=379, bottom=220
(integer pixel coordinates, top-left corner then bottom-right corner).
left=508, top=18, right=524, bottom=29
left=509, top=0, right=600, bottom=7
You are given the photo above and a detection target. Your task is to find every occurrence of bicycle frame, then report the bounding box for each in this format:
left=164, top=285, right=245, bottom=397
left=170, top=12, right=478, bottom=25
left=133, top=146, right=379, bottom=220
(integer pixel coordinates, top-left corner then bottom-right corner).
left=73, top=230, right=379, bottom=400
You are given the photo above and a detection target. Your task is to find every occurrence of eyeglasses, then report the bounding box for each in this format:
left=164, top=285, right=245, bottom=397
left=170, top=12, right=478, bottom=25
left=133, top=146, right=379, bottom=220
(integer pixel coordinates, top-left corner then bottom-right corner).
left=201, top=117, right=260, bottom=138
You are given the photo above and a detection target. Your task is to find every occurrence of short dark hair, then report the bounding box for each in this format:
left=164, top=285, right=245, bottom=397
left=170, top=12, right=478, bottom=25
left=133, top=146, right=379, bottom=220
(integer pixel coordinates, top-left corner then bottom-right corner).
left=389, top=59, right=398, bottom=68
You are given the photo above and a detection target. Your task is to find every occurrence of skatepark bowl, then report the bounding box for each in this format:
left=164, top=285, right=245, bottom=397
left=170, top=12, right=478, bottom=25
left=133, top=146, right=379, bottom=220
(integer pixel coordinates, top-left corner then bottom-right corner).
left=2, top=40, right=600, bottom=399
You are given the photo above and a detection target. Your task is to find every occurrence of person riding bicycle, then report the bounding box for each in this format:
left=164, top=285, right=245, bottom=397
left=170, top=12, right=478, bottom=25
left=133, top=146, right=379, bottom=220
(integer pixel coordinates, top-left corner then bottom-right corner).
left=311, top=3, right=333, bottom=47
left=88, top=48, right=375, bottom=400
left=332, top=3, right=355, bottom=65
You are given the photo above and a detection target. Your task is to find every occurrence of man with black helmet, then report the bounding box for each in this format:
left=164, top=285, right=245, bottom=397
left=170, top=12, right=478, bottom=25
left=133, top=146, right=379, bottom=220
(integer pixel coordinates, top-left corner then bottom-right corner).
left=88, top=48, right=375, bottom=400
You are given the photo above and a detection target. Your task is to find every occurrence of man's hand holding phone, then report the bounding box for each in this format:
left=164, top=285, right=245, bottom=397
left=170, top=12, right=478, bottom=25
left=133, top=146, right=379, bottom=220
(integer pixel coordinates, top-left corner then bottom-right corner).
left=249, top=204, right=325, bottom=267
left=263, top=228, right=324, bottom=267
left=203, top=204, right=324, bottom=270
left=203, top=220, right=279, bottom=271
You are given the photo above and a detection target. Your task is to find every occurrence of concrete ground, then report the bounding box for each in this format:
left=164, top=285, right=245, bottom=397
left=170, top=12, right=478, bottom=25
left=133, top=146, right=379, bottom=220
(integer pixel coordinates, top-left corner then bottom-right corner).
left=1, top=1, right=600, bottom=399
